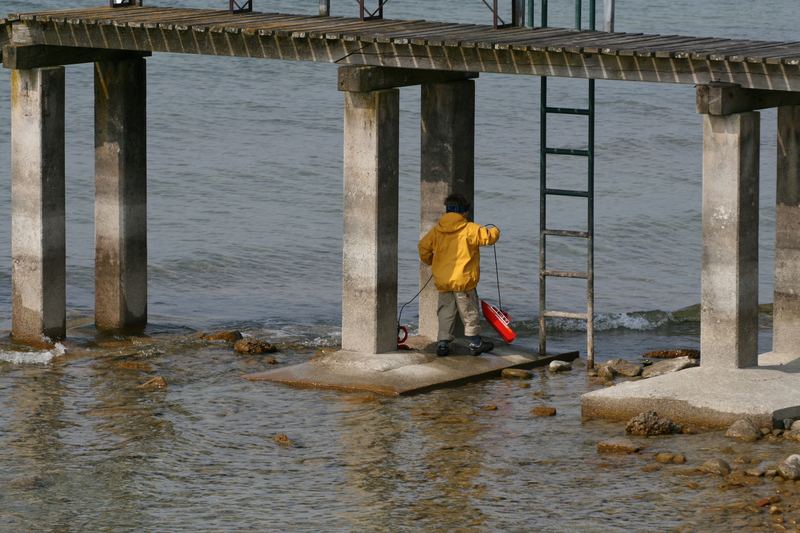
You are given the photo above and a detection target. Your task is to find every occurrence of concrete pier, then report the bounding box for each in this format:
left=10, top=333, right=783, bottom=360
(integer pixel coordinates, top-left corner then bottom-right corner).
left=700, top=112, right=760, bottom=369
left=94, top=58, right=147, bottom=332
left=774, top=105, right=800, bottom=354
left=10, top=66, right=66, bottom=342
left=418, top=80, right=475, bottom=341
left=341, top=89, right=399, bottom=354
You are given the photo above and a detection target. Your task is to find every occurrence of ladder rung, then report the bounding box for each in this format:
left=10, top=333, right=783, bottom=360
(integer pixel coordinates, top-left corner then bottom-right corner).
left=542, top=269, right=589, bottom=279
left=543, top=229, right=591, bottom=238
left=545, top=106, right=590, bottom=116
left=544, top=147, right=590, bottom=157
left=544, top=188, right=590, bottom=198
left=543, top=310, right=589, bottom=320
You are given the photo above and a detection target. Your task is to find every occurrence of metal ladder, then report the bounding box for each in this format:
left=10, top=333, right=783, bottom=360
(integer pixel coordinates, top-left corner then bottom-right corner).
left=535, top=0, right=597, bottom=367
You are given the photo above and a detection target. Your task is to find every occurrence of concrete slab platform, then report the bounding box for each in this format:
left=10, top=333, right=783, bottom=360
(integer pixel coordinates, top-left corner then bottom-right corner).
left=582, top=353, right=800, bottom=428
left=244, top=337, right=578, bottom=396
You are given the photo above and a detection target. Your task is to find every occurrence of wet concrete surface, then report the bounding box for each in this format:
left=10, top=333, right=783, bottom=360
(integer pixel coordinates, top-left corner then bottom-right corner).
left=244, top=336, right=579, bottom=395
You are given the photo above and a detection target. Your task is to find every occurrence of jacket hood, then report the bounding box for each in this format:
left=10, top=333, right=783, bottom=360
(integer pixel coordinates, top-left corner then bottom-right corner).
left=436, top=212, right=468, bottom=233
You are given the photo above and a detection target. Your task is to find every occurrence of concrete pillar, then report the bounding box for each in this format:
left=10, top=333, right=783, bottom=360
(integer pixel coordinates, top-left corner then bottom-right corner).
left=418, top=80, right=475, bottom=341
left=342, top=89, right=399, bottom=354
left=11, top=67, right=66, bottom=342
left=701, top=112, right=760, bottom=368
left=774, top=106, right=800, bottom=354
left=94, top=58, right=147, bottom=332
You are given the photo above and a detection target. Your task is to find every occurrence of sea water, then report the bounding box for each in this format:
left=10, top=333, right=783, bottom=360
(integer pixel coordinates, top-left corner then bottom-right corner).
left=0, top=1, right=797, bottom=531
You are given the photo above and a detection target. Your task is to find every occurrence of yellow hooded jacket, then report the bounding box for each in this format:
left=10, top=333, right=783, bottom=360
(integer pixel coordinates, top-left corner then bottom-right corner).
left=418, top=212, right=500, bottom=292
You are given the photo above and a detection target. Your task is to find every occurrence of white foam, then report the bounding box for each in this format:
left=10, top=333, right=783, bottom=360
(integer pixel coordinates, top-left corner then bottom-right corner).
left=546, top=311, right=671, bottom=332
left=0, top=343, right=66, bottom=365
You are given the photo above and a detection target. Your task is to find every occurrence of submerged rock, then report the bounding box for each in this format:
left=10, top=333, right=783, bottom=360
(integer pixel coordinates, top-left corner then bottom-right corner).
left=234, top=338, right=277, bottom=354
left=138, top=376, right=167, bottom=390
left=777, top=454, right=800, bottom=480
left=641, top=356, right=697, bottom=379
left=531, top=406, right=557, bottom=417
left=501, top=368, right=532, bottom=379
left=114, top=360, right=155, bottom=372
left=597, top=365, right=615, bottom=382
left=655, top=452, right=675, bottom=464
left=784, top=429, right=800, bottom=442
left=606, top=358, right=643, bottom=378
left=625, top=411, right=682, bottom=436
left=642, top=348, right=700, bottom=360
left=699, top=458, right=732, bottom=476
left=548, top=360, right=572, bottom=373
left=745, top=462, right=771, bottom=477
left=725, top=419, right=762, bottom=442
left=201, top=330, right=243, bottom=342
left=597, top=438, right=642, bottom=454
left=273, top=433, right=294, bottom=447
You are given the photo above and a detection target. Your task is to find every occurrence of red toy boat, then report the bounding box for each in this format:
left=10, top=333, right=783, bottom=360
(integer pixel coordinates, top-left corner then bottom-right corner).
left=481, top=300, right=516, bottom=343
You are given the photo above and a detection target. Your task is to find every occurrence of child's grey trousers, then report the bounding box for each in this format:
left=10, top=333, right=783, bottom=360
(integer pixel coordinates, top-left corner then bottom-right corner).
left=437, top=289, right=481, bottom=342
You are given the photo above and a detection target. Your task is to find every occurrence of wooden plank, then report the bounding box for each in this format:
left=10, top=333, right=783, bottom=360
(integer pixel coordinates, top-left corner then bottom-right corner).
left=516, top=29, right=586, bottom=52
left=329, top=20, right=435, bottom=43
left=633, top=37, right=725, bottom=59
left=724, top=42, right=800, bottom=62
left=25, top=17, right=800, bottom=91
left=496, top=27, right=598, bottom=51
left=612, top=35, right=688, bottom=56
left=136, top=9, right=259, bottom=30
left=349, top=22, right=462, bottom=45
left=296, top=17, right=406, bottom=39
left=369, top=22, right=462, bottom=46
left=558, top=31, right=646, bottom=53
left=332, top=19, right=437, bottom=42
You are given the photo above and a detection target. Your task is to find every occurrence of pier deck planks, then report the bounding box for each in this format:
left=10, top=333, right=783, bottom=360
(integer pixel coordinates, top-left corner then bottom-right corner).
left=4, top=6, right=800, bottom=90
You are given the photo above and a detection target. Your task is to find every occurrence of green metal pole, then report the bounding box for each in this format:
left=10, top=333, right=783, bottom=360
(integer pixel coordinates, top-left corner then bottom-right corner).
left=527, top=0, right=534, bottom=27
left=540, top=0, right=547, bottom=27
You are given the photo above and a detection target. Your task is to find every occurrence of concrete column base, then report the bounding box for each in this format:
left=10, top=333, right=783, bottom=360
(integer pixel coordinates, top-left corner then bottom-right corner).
left=700, top=112, right=760, bottom=369
left=94, top=58, right=147, bottom=332
left=11, top=67, right=66, bottom=343
left=774, top=105, right=800, bottom=355
left=418, top=80, right=475, bottom=341
left=341, top=89, right=399, bottom=354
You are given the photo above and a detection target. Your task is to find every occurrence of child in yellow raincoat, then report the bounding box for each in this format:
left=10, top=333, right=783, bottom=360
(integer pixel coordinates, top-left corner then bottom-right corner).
left=418, top=194, right=500, bottom=356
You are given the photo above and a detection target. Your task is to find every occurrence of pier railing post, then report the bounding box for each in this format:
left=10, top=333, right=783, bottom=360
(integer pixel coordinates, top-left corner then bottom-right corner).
left=774, top=105, right=800, bottom=355
left=419, top=80, right=475, bottom=341
left=700, top=111, right=760, bottom=368
left=94, top=58, right=147, bottom=332
left=342, top=88, right=399, bottom=354
left=11, top=66, right=66, bottom=343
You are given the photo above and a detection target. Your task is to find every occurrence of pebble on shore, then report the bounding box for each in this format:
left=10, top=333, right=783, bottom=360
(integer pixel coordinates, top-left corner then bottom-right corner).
left=597, top=438, right=642, bottom=454
left=234, top=338, right=278, bottom=355
left=201, top=330, right=243, bottom=342
left=625, top=411, right=682, bottom=436
left=605, top=358, right=643, bottom=378
left=548, top=360, right=572, bottom=373
left=531, top=406, right=557, bottom=417
left=138, top=376, right=167, bottom=390
left=699, top=458, right=731, bottom=476
left=501, top=368, right=532, bottom=379
left=725, top=419, right=762, bottom=442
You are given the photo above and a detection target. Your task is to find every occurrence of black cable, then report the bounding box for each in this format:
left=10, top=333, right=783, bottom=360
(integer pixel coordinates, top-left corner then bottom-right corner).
left=398, top=274, right=433, bottom=327
left=483, top=224, right=502, bottom=311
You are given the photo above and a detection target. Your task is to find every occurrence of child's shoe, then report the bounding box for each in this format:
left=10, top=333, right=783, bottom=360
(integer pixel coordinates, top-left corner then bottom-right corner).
left=468, top=338, right=494, bottom=356
left=436, top=341, right=450, bottom=356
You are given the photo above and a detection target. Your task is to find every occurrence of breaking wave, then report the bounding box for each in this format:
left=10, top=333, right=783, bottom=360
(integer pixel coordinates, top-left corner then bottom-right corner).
left=0, top=343, right=66, bottom=365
